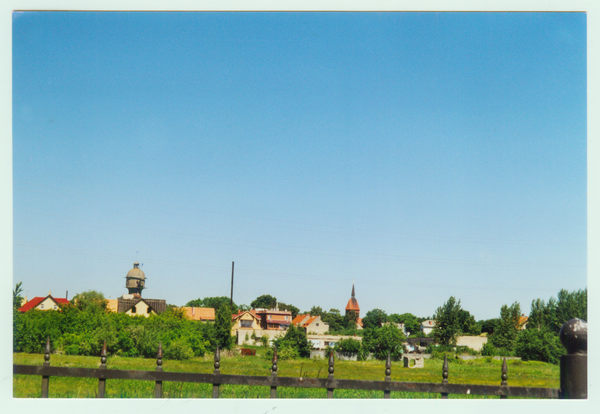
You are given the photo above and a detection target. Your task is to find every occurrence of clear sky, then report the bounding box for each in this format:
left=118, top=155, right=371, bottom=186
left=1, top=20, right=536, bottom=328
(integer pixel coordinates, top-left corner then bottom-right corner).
left=12, top=11, right=587, bottom=321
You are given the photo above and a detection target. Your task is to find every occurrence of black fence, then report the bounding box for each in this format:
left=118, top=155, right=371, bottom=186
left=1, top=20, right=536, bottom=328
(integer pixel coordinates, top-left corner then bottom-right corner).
left=13, top=319, right=587, bottom=399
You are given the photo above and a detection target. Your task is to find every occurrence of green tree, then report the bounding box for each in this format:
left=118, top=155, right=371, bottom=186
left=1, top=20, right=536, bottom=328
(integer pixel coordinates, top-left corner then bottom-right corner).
left=308, top=306, right=324, bottom=316
left=490, top=302, right=521, bottom=351
left=457, top=309, right=480, bottom=336
left=361, top=309, right=389, bottom=330
left=389, top=313, right=420, bottom=336
left=334, top=337, right=362, bottom=353
left=185, top=296, right=237, bottom=313
left=343, top=310, right=359, bottom=330
left=278, top=302, right=300, bottom=318
left=213, top=302, right=234, bottom=350
left=272, top=324, right=311, bottom=358
left=72, top=290, right=107, bottom=311
left=250, top=294, right=277, bottom=310
left=362, top=323, right=406, bottom=360
left=432, top=296, right=462, bottom=346
left=516, top=326, right=565, bottom=364
left=321, top=308, right=344, bottom=333
left=556, top=288, right=587, bottom=328
left=13, top=282, right=24, bottom=309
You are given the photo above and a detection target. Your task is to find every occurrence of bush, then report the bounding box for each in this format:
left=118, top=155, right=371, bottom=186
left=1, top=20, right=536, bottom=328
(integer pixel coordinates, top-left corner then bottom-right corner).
left=164, top=339, right=194, bottom=360
left=481, top=342, right=515, bottom=357
left=516, top=327, right=564, bottom=364
left=334, top=338, right=361, bottom=354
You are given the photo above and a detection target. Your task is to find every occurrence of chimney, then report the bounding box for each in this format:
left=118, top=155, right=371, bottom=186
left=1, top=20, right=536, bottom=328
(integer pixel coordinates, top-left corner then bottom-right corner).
left=66, top=291, right=68, bottom=300
left=192, top=307, right=195, bottom=316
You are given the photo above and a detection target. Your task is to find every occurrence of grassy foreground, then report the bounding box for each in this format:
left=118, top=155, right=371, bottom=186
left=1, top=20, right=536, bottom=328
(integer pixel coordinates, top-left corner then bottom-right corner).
left=13, top=351, right=559, bottom=398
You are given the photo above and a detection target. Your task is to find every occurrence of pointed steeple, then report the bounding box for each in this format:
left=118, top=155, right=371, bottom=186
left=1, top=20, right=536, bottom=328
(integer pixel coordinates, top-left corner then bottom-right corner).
left=351, top=283, right=355, bottom=298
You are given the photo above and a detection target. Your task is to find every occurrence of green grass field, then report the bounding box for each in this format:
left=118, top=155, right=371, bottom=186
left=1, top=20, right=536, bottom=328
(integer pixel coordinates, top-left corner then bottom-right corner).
left=13, top=350, right=559, bottom=398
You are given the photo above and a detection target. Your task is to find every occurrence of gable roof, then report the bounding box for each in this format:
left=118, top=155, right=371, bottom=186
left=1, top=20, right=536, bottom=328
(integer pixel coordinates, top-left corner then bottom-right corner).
left=232, top=310, right=261, bottom=321
left=18, top=295, right=69, bottom=312
left=292, top=314, right=310, bottom=326
left=303, top=316, right=319, bottom=327
left=182, top=307, right=215, bottom=321
left=117, top=297, right=167, bottom=314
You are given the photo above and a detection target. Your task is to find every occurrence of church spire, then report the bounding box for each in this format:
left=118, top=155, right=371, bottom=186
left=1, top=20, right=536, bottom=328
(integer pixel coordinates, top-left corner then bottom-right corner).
left=351, top=283, right=355, bottom=298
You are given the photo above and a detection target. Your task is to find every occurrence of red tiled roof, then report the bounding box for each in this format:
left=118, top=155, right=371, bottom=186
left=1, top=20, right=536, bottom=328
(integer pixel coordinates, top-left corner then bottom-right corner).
left=232, top=310, right=261, bottom=321
left=292, top=314, right=309, bottom=325
left=345, top=297, right=360, bottom=311
left=303, top=316, right=318, bottom=327
left=18, top=296, right=69, bottom=312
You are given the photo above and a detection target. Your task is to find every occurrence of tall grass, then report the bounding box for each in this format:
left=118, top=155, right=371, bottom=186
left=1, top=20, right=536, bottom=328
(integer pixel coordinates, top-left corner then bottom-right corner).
left=13, top=352, right=559, bottom=398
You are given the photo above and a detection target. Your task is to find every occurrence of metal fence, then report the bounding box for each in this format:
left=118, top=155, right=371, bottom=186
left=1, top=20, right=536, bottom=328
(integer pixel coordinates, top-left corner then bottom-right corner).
left=13, top=318, right=587, bottom=399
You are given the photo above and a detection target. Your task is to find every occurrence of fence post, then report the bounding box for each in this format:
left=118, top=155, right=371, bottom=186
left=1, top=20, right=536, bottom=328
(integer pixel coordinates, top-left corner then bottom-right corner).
left=270, top=347, right=278, bottom=398
left=97, top=341, right=107, bottom=398
left=559, top=318, right=587, bottom=399
left=154, top=342, right=163, bottom=398
left=212, top=346, right=221, bottom=398
left=384, top=352, right=391, bottom=399
left=41, top=337, right=50, bottom=398
left=500, top=357, right=508, bottom=399
left=327, top=350, right=335, bottom=399
left=441, top=354, right=448, bottom=399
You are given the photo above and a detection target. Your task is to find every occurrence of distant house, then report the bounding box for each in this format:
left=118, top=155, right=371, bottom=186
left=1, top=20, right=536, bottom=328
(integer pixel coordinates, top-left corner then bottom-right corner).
left=116, top=297, right=166, bottom=317
left=292, top=314, right=329, bottom=334
left=231, top=310, right=262, bottom=336
left=420, top=319, right=436, bottom=335
left=181, top=307, right=215, bottom=322
left=383, top=322, right=407, bottom=336
left=254, top=308, right=293, bottom=330
left=518, top=314, right=529, bottom=330
left=18, top=294, right=69, bottom=312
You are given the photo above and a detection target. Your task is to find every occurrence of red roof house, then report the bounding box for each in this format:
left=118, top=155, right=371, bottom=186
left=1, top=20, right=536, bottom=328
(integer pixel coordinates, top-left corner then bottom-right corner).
left=18, top=295, right=69, bottom=312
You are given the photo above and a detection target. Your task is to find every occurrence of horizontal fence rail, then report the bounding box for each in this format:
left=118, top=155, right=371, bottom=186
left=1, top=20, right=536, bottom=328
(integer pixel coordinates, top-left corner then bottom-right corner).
left=13, top=318, right=587, bottom=399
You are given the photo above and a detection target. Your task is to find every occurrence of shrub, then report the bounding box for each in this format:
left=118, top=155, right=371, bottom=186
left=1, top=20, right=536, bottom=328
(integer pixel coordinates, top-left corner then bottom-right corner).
left=516, top=327, right=564, bottom=364
left=334, top=338, right=361, bottom=354
left=164, top=339, right=194, bottom=360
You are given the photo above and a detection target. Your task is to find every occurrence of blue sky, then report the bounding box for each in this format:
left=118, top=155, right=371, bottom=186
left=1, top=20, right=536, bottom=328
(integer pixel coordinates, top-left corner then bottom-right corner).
left=12, top=11, right=587, bottom=321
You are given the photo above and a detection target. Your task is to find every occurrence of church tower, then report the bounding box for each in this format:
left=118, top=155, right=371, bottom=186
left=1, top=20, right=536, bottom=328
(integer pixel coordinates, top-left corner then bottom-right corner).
left=345, top=283, right=360, bottom=318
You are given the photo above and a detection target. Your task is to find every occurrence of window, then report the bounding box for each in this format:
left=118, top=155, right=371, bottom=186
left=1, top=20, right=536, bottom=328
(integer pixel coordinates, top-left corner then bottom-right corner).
left=316, top=323, right=319, bottom=326
left=285, top=316, right=288, bottom=320
left=53, top=305, right=58, bottom=310
left=241, top=320, right=252, bottom=328
left=39, top=304, right=44, bottom=309
left=269, top=315, right=271, bottom=319
left=131, top=306, right=137, bottom=314
left=147, top=307, right=151, bottom=314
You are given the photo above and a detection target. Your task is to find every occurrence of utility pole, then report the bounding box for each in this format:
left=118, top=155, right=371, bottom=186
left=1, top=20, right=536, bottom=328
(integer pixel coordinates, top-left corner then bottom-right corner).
left=230, top=261, right=234, bottom=308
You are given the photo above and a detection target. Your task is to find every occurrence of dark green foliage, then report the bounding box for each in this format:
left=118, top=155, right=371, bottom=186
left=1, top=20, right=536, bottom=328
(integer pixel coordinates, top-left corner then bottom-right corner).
left=480, top=343, right=515, bottom=357
left=213, top=302, right=235, bottom=350
left=278, top=302, right=300, bottom=319
left=389, top=313, right=420, bottom=336
left=308, top=306, right=324, bottom=316
left=72, top=290, right=107, bottom=311
left=250, top=294, right=277, bottom=310
left=489, top=302, right=521, bottom=351
left=361, top=323, right=405, bottom=360
left=479, top=318, right=498, bottom=335
left=320, top=308, right=343, bottom=333
left=556, top=288, right=587, bottom=329
left=13, top=282, right=24, bottom=309
left=361, top=309, right=389, bottom=330
left=334, top=338, right=361, bottom=354
left=14, top=302, right=213, bottom=360
left=272, top=325, right=311, bottom=358
left=432, top=297, right=462, bottom=346
left=185, top=296, right=237, bottom=313
left=457, top=309, right=480, bottom=336
left=516, top=327, right=564, bottom=364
